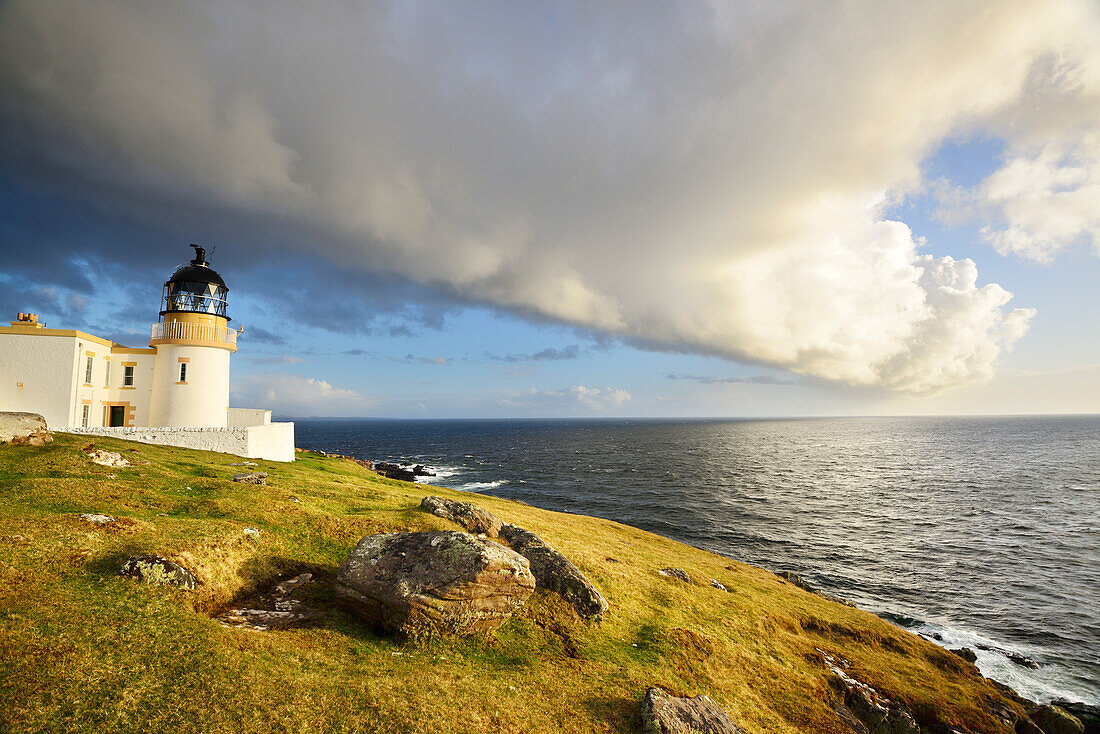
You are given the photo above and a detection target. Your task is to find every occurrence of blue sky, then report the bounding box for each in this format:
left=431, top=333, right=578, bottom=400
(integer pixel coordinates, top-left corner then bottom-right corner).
left=1, top=1, right=1097, bottom=418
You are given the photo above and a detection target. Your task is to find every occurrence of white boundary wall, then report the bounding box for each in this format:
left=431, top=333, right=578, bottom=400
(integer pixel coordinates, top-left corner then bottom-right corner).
left=61, top=422, right=295, bottom=462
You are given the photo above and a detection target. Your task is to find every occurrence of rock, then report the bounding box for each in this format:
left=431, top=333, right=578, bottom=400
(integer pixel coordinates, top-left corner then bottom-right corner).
left=374, top=462, right=417, bottom=481
left=500, top=523, right=608, bottom=621
left=288, top=495, right=301, bottom=503
left=119, top=555, right=198, bottom=589
left=640, top=686, right=745, bottom=734
left=218, top=573, right=322, bottom=631
left=86, top=449, right=129, bottom=467
left=228, top=461, right=258, bottom=466
left=1006, top=651, right=1042, bottom=669
left=420, top=496, right=503, bottom=537
left=710, top=579, right=728, bottom=592
left=243, top=527, right=261, bottom=540
left=777, top=570, right=856, bottom=607
left=335, top=531, right=534, bottom=636
left=79, top=513, right=116, bottom=525
left=1029, top=705, right=1085, bottom=734
left=818, top=648, right=920, bottom=734
left=410, top=464, right=435, bottom=477
left=951, top=647, right=978, bottom=663
left=0, top=412, right=52, bottom=446
left=1051, top=702, right=1100, bottom=734
left=659, top=567, right=691, bottom=584
left=233, top=472, right=267, bottom=485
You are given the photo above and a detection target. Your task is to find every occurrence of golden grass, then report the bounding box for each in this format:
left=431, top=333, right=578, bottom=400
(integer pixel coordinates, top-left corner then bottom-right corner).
left=0, top=434, right=1022, bottom=733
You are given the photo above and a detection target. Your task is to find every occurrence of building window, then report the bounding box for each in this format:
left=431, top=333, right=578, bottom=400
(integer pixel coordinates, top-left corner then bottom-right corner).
left=104, top=361, right=111, bottom=387
left=179, top=363, right=187, bottom=383
left=124, top=365, right=135, bottom=386
left=85, top=356, right=93, bottom=384
left=81, top=405, right=90, bottom=427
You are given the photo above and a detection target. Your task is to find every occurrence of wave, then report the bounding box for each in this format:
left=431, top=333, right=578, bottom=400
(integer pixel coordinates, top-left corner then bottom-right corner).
left=456, top=480, right=506, bottom=492
left=888, top=615, right=1097, bottom=705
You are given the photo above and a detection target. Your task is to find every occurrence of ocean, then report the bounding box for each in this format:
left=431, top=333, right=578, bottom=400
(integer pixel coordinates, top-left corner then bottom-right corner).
left=294, top=415, right=1100, bottom=704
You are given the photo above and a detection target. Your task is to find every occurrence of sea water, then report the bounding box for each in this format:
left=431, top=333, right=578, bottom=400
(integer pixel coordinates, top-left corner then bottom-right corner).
left=295, top=415, right=1100, bottom=704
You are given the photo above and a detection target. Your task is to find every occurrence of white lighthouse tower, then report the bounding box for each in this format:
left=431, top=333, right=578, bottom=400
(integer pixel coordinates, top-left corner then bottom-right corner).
left=147, top=245, right=238, bottom=427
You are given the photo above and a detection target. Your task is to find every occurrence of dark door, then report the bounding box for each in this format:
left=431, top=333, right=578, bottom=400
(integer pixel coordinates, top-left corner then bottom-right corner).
left=109, top=406, right=125, bottom=427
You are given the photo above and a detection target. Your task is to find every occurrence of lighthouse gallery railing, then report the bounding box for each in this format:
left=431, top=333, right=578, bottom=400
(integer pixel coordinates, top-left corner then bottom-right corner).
left=149, top=321, right=238, bottom=347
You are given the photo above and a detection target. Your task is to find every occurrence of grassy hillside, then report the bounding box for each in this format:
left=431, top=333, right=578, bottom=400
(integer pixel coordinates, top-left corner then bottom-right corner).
left=0, top=434, right=1024, bottom=733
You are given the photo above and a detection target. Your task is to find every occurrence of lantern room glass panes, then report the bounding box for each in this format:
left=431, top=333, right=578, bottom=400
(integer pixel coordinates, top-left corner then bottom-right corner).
left=162, top=280, right=228, bottom=317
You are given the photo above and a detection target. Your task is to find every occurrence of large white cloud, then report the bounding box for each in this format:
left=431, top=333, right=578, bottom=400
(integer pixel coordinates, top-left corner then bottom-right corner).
left=2, top=1, right=1095, bottom=391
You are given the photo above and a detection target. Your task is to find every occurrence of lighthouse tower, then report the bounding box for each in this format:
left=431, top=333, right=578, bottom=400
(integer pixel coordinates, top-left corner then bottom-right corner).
left=147, top=245, right=238, bottom=427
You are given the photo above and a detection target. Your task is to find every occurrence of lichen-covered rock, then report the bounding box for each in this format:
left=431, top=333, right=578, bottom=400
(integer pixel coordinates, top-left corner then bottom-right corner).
left=86, top=449, right=130, bottom=467
left=500, top=523, right=608, bottom=621
left=218, top=573, right=322, bottom=631
left=119, top=555, right=198, bottom=589
left=659, top=567, right=691, bottom=584
left=0, top=412, right=52, bottom=446
left=1029, top=705, right=1086, bottom=734
left=335, top=531, right=534, bottom=636
left=641, top=687, right=745, bottom=734
left=819, top=648, right=919, bottom=734
left=233, top=472, right=267, bottom=484
left=420, top=495, right=503, bottom=537
left=1052, top=702, right=1100, bottom=734
left=243, top=527, right=261, bottom=540
left=79, top=513, right=116, bottom=525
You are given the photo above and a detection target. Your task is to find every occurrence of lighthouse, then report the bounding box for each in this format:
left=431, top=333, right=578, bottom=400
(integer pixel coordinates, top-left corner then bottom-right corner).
left=0, top=244, right=294, bottom=460
left=147, top=245, right=237, bottom=427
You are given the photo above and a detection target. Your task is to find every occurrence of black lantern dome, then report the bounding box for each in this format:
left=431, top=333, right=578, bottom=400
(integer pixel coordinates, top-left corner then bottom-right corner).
left=161, top=244, right=230, bottom=320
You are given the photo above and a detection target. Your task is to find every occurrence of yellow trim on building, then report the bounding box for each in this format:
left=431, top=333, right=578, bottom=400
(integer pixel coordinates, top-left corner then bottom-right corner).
left=111, top=346, right=156, bottom=355
left=119, top=386, right=136, bottom=391
left=162, top=312, right=226, bottom=326
left=85, top=350, right=96, bottom=357
left=121, top=361, right=137, bottom=367
left=177, top=356, right=190, bottom=362
left=0, top=324, right=114, bottom=347
left=101, top=401, right=136, bottom=427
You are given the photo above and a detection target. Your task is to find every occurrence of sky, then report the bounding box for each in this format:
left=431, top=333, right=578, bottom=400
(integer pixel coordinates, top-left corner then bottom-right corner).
left=1, top=0, right=1098, bottom=418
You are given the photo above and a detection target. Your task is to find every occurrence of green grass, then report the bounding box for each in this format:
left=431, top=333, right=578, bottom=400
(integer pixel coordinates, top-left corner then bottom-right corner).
left=0, top=434, right=1023, bottom=733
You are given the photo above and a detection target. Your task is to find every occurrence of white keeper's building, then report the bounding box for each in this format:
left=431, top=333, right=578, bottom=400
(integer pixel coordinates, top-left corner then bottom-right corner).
left=0, top=245, right=294, bottom=461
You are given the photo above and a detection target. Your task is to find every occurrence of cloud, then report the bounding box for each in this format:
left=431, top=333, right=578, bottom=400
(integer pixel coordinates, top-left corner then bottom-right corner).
left=3, top=1, right=1095, bottom=390
left=497, top=386, right=631, bottom=412
left=231, top=372, right=376, bottom=417
left=935, top=50, right=1100, bottom=262
left=394, top=354, right=451, bottom=365
left=247, top=355, right=307, bottom=365
left=666, top=373, right=796, bottom=386
left=244, top=326, right=287, bottom=346
left=487, top=344, right=582, bottom=363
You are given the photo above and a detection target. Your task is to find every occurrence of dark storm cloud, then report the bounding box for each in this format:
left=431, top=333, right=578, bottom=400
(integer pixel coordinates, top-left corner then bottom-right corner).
left=2, top=1, right=1094, bottom=391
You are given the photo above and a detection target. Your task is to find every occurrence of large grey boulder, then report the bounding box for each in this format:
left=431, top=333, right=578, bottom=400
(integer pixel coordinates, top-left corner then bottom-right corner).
left=641, top=687, right=745, bottom=734
left=335, top=531, right=535, bottom=637
left=420, top=495, right=503, bottom=537
left=0, top=412, right=52, bottom=446
left=119, top=555, right=198, bottom=590
left=500, top=523, right=608, bottom=622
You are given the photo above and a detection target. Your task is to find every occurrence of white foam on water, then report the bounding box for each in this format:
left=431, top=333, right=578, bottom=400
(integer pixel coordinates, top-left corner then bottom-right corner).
left=456, top=480, right=506, bottom=492
left=910, top=620, right=1096, bottom=705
